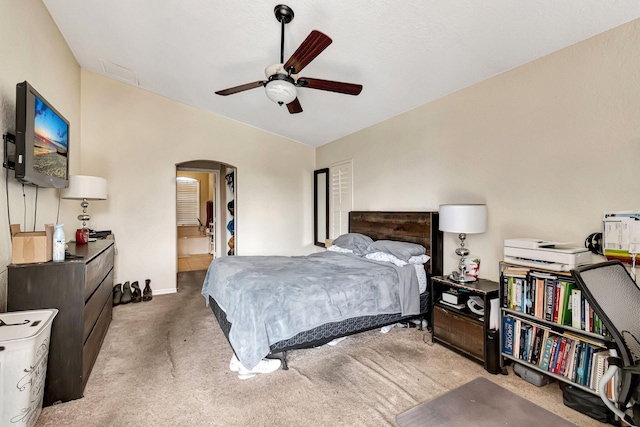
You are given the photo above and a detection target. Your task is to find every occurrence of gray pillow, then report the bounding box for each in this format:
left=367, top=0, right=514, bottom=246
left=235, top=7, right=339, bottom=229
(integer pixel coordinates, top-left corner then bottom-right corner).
left=365, top=240, right=425, bottom=262
left=332, top=233, right=374, bottom=255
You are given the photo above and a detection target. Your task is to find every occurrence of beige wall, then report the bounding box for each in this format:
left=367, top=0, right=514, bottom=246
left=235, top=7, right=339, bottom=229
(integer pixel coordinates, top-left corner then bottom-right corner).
left=2, top=1, right=637, bottom=303
left=0, top=0, right=81, bottom=310
left=80, top=71, right=316, bottom=294
left=317, top=19, right=640, bottom=282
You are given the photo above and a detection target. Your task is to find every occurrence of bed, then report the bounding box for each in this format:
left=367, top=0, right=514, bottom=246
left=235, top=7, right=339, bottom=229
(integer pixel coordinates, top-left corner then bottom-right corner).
left=202, top=211, right=443, bottom=370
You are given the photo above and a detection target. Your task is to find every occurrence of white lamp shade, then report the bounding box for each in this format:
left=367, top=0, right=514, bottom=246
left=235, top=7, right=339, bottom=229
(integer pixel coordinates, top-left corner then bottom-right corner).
left=265, top=79, right=297, bottom=104
left=61, top=175, right=108, bottom=200
left=439, top=204, right=487, bottom=234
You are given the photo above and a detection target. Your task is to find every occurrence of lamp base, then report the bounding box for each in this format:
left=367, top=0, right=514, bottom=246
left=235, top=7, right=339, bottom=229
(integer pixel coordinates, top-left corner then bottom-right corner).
left=448, top=270, right=478, bottom=283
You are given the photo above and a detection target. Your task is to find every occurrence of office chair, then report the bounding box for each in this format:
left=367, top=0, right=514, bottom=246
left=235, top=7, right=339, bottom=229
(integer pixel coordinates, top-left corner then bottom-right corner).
left=571, top=260, right=640, bottom=426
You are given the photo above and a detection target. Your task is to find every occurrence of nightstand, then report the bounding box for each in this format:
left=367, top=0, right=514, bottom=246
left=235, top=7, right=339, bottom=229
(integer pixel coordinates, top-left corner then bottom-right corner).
left=431, top=276, right=501, bottom=374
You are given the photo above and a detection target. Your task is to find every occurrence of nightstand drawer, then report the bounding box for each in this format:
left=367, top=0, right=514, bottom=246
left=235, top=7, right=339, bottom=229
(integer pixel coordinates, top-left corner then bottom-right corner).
left=433, top=305, right=483, bottom=359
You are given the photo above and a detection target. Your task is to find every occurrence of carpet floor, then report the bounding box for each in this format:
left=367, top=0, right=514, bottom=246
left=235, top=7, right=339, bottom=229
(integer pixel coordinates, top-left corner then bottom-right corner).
left=36, top=271, right=607, bottom=426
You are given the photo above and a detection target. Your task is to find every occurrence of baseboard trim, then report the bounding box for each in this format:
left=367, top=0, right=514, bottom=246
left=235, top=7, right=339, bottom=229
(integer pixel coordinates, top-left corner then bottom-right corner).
left=153, top=288, right=177, bottom=296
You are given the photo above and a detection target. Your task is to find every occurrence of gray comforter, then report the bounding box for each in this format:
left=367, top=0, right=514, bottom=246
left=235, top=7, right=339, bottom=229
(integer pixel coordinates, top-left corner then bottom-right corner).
left=201, top=251, right=419, bottom=370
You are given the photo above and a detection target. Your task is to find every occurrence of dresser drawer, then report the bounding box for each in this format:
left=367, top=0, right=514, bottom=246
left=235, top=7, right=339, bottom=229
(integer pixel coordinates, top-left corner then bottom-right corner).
left=85, top=244, right=115, bottom=301
left=82, top=297, right=112, bottom=389
left=83, top=269, right=114, bottom=343
left=433, top=305, right=484, bottom=359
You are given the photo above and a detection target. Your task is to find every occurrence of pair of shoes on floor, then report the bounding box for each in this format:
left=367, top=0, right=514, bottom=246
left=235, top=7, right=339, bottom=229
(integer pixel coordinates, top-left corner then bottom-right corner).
left=229, top=354, right=281, bottom=380
left=113, top=282, right=130, bottom=306
left=113, top=279, right=152, bottom=306
left=142, top=279, right=152, bottom=301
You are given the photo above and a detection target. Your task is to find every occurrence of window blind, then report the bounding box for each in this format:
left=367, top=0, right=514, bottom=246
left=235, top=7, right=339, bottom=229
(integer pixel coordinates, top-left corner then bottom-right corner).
left=330, top=160, right=353, bottom=238
left=176, top=178, right=200, bottom=226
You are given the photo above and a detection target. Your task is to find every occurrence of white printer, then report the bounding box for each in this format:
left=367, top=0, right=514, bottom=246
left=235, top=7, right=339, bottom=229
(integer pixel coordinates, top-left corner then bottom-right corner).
left=503, top=238, right=592, bottom=272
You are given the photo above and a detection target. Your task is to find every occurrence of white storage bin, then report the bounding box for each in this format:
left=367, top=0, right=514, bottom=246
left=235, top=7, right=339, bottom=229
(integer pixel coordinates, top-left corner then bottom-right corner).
left=0, top=309, right=58, bottom=427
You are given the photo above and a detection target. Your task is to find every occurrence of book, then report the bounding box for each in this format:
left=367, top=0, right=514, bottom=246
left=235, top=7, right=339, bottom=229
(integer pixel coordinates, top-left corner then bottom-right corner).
left=590, top=350, right=609, bottom=390
left=539, top=336, right=555, bottom=371
left=554, top=282, right=567, bottom=325
left=530, top=326, right=545, bottom=366
left=568, top=341, right=582, bottom=382
left=563, top=340, right=576, bottom=378
left=553, top=282, right=562, bottom=323
left=544, top=279, right=555, bottom=321
left=501, top=275, right=510, bottom=308
left=502, top=315, right=515, bottom=356
left=513, top=318, right=522, bottom=359
left=558, top=337, right=573, bottom=376
left=523, top=325, right=532, bottom=361
left=534, top=277, right=545, bottom=318
left=560, top=282, right=575, bottom=326
left=584, top=345, right=595, bottom=387
left=514, top=278, right=524, bottom=312
left=553, top=337, right=567, bottom=374
left=571, top=288, right=582, bottom=329
left=524, top=278, right=533, bottom=315
left=548, top=336, right=561, bottom=372
left=576, top=343, right=587, bottom=385
left=518, top=323, right=527, bottom=360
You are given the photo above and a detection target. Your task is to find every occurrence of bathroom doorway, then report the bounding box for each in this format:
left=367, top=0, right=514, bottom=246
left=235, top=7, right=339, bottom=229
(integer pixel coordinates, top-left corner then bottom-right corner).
left=176, top=160, right=236, bottom=273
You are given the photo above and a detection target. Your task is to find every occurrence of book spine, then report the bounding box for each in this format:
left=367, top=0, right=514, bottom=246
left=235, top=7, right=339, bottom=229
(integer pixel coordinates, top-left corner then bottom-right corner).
left=557, top=337, right=572, bottom=376
left=502, top=315, right=515, bottom=356
left=553, top=282, right=561, bottom=323
left=561, top=282, right=574, bottom=326
left=502, top=274, right=509, bottom=308
left=571, top=288, right=582, bottom=329
left=544, top=279, right=554, bottom=321
left=519, top=323, right=527, bottom=360
left=530, top=327, right=544, bottom=366
left=553, top=337, right=567, bottom=374
left=548, top=336, right=560, bottom=372
left=539, top=336, right=555, bottom=371
left=535, top=278, right=544, bottom=318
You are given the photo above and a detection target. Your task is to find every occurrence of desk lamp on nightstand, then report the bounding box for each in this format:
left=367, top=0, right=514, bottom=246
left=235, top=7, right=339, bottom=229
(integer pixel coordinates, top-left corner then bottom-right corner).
left=61, top=175, right=107, bottom=243
left=439, top=204, right=487, bottom=283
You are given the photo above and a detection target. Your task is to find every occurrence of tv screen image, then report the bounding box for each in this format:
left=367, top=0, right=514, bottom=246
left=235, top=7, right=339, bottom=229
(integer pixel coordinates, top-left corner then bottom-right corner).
left=33, top=96, right=68, bottom=180
left=15, top=81, right=70, bottom=188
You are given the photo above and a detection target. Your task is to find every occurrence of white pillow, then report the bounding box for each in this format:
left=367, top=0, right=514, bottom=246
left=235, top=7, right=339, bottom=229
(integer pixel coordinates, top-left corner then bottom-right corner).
left=327, top=245, right=354, bottom=254
left=408, top=254, right=431, bottom=265
left=364, top=251, right=407, bottom=267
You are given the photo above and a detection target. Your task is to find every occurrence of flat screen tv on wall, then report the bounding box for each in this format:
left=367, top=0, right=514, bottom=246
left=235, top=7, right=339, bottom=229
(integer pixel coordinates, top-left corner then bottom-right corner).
left=15, top=81, right=69, bottom=188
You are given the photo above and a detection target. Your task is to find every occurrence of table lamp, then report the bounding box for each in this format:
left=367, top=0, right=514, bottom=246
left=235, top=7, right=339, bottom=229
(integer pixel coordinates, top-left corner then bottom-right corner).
left=61, top=175, right=107, bottom=243
left=439, top=204, right=487, bottom=283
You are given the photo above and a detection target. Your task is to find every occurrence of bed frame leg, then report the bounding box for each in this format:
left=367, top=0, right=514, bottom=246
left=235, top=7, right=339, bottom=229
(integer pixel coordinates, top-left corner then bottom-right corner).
left=270, top=351, right=288, bottom=370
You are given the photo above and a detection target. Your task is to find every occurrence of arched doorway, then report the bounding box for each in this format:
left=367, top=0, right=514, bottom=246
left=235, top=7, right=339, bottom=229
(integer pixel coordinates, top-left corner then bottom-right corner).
left=176, top=160, right=236, bottom=272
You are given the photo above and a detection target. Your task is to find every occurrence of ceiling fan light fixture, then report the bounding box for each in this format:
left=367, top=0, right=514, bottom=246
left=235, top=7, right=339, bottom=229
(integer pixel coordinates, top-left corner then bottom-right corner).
left=265, top=77, right=297, bottom=105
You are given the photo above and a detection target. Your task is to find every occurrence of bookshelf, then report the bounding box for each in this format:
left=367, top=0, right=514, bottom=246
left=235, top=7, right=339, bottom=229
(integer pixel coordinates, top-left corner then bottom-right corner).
left=499, top=262, right=617, bottom=397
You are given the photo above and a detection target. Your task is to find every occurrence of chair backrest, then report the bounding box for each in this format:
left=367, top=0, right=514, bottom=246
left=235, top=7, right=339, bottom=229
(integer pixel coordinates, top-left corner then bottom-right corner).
left=571, top=260, right=640, bottom=404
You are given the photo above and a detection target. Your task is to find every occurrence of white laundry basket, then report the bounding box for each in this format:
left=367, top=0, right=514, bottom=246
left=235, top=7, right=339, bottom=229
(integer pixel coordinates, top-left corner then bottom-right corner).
left=0, top=309, right=58, bottom=427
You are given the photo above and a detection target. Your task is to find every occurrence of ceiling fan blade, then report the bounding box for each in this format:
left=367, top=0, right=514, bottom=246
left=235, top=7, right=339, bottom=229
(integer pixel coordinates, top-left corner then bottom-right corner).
left=286, top=98, right=303, bottom=114
left=215, top=81, right=265, bottom=96
left=283, top=30, right=332, bottom=74
left=297, top=78, right=363, bottom=95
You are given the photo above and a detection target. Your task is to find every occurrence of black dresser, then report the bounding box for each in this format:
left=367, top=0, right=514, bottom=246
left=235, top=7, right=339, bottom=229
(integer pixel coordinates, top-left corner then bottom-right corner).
left=8, top=240, right=115, bottom=406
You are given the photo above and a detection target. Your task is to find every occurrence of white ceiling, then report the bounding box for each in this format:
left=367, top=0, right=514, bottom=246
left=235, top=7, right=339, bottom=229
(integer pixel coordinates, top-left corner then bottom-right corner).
left=43, top=1, right=640, bottom=148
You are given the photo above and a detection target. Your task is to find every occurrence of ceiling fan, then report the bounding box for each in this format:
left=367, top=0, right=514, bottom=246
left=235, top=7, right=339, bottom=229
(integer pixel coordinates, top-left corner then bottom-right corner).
left=215, top=4, right=363, bottom=114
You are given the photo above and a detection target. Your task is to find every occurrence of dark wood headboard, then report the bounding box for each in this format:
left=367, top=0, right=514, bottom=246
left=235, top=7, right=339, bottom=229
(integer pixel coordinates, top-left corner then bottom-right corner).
left=348, top=211, right=443, bottom=276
